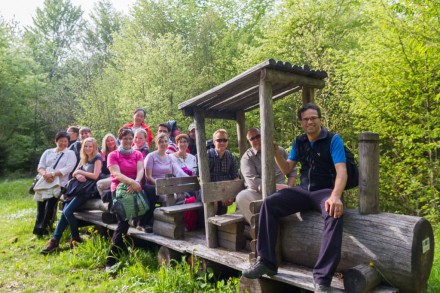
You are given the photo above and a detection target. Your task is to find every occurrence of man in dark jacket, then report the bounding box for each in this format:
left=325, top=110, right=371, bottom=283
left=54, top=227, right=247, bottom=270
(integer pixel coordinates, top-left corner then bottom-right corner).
left=242, top=104, right=348, bottom=293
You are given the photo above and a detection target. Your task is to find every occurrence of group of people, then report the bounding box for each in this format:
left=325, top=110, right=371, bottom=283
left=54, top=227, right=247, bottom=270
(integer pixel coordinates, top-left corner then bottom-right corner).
left=32, top=103, right=349, bottom=292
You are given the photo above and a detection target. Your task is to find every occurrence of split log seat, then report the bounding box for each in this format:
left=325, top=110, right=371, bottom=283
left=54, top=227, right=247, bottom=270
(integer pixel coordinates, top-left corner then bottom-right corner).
left=208, top=213, right=245, bottom=251
left=153, top=176, right=202, bottom=239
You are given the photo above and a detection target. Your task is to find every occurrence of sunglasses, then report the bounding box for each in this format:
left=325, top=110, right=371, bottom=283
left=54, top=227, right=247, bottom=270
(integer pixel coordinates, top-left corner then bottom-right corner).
left=249, top=134, right=261, bottom=141
left=215, top=138, right=228, bottom=143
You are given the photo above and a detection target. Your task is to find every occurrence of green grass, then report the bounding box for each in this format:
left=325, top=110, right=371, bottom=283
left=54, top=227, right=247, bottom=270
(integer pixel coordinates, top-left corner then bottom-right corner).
left=0, top=179, right=239, bottom=292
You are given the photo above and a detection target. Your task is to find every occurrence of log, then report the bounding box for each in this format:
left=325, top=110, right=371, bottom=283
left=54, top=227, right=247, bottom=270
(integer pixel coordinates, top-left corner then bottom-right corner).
left=152, top=220, right=184, bottom=239
left=154, top=209, right=184, bottom=224
left=157, top=246, right=183, bottom=266
left=79, top=199, right=108, bottom=211
left=279, top=209, right=433, bottom=293
left=344, top=264, right=382, bottom=293
left=250, top=200, right=263, bottom=214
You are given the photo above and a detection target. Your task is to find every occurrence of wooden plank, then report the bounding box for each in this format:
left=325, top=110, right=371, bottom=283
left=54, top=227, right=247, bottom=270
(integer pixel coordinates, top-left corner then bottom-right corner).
left=218, top=230, right=244, bottom=242
left=158, top=202, right=203, bottom=214
left=265, top=69, right=326, bottom=89
left=301, top=85, right=315, bottom=104
left=156, top=176, right=200, bottom=195
left=218, top=233, right=245, bottom=251
left=208, top=213, right=245, bottom=227
left=259, top=72, right=276, bottom=199
left=201, top=180, right=245, bottom=203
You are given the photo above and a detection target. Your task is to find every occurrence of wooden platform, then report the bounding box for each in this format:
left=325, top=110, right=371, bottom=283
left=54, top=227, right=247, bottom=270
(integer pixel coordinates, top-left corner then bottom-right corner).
left=74, top=210, right=340, bottom=291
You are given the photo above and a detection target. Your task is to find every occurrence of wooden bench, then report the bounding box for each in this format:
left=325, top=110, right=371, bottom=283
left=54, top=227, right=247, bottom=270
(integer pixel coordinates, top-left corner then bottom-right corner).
left=153, top=176, right=202, bottom=239
left=202, top=179, right=246, bottom=251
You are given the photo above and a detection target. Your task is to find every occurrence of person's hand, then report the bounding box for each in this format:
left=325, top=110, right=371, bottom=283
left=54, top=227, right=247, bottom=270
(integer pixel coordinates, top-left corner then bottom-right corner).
left=76, top=174, right=87, bottom=182
left=325, top=195, right=344, bottom=218
left=43, top=171, right=54, bottom=183
left=128, top=180, right=141, bottom=193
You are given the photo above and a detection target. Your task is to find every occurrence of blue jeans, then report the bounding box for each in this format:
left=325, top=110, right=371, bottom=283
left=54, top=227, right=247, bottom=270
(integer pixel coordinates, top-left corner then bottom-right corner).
left=53, top=195, right=89, bottom=240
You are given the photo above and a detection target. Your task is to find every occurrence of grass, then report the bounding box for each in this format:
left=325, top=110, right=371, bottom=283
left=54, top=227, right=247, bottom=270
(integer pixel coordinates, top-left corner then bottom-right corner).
left=0, top=179, right=239, bottom=292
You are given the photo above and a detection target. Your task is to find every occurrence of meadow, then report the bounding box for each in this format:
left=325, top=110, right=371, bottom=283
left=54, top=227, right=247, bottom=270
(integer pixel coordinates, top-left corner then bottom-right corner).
left=0, top=179, right=438, bottom=292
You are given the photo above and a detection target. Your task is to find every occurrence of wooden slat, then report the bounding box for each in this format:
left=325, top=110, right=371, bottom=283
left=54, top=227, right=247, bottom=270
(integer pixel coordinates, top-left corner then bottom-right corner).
left=156, top=176, right=200, bottom=195
left=201, top=180, right=245, bottom=203
left=158, top=202, right=203, bottom=214
left=208, top=213, right=245, bottom=227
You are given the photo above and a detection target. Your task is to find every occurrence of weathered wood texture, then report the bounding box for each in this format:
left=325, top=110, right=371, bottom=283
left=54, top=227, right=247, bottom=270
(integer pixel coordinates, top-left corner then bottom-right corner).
left=250, top=200, right=263, bottom=214
left=279, top=209, right=433, bottom=293
left=79, top=199, right=108, bottom=211
left=259, top=72, right=276, bottom=199
left=156, top=176, right=200, bottom=195
left=154, top=208, right=184, bottom=224
left=201, top=180, right=245, bottom=203
left=358, top=132, right=380, bottom=214
left=301, top=85, right=315, bottom=104
left=344, top=264, right=382, bottom=293
left=239, top=276, right=300, bottom=293
left=157, top=246, right=183, bottom=266
left=194, top=111, right=217, bottom=248
left=158, top=202, right=203, bottom=214
left=236, top=110, right=247, bottom=159
left=152, top=220, right=184, bottom=239
left=208, top=213, right=245, bottom=227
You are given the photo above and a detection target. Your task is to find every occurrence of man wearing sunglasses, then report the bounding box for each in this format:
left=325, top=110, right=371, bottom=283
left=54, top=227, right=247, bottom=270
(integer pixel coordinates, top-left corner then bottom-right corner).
left=236, top=127, right=296, bottom=224
left=243, top=104, right=348, bottom=293
left=207, top=129, right=239, bottom=215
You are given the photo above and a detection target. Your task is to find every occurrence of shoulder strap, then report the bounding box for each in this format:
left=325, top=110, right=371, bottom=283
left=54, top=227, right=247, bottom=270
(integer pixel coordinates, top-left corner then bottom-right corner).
left=53, top=152, right=65, bottom=169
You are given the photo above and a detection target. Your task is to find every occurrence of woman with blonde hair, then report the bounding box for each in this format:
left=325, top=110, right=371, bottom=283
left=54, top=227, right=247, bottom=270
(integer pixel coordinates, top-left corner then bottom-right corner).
left=41, top=137, right=102, bottom=253
left=97, top=133, right=118, bottom=196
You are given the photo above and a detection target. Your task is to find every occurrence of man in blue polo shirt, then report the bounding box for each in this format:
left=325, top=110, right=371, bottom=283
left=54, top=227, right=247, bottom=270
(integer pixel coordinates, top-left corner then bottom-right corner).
left=242, top=103, right=348, bottom=293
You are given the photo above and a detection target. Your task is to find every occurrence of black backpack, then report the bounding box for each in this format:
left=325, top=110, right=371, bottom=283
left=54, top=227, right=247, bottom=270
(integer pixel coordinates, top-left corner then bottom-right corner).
left=301, top=133, right=359, bottom=190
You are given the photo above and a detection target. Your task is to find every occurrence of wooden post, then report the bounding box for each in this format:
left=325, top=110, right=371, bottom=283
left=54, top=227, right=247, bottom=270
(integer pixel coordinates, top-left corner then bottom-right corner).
left=236, top=110, right=247, bottom=159
left=301, top=86, right=315, bottom=104
left=259, top=69, right=275, bottom=199
left=358, top=132, right=380, bottom=214
left=194, top=111, right=217, bottom=248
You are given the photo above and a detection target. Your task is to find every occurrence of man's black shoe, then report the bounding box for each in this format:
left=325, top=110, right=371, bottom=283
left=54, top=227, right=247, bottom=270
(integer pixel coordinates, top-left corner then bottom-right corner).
left=242, top=259, right=277, bottom=279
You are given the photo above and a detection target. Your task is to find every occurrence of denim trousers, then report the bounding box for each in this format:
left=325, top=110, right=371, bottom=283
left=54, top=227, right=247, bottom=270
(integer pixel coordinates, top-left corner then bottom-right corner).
left=53, top=195, right=89, bottom=240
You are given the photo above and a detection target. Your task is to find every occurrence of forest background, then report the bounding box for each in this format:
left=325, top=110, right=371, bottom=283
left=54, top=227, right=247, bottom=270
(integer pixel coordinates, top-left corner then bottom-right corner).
left=0, top=0, right=439, bottom=220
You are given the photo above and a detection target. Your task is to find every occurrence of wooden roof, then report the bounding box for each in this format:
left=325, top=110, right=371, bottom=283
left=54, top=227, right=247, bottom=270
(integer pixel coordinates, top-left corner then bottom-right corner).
left=178, top=59, right=327, bottom=119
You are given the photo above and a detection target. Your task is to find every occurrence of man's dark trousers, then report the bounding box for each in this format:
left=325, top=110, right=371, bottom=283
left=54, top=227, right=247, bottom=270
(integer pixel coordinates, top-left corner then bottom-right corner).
left=257, top=186, right=343, bottom=286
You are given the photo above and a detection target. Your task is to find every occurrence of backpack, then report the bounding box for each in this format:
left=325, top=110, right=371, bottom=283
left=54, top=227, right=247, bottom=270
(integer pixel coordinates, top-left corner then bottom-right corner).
left=299, top=132, right=359, bottom=190
left=112, top=183, right=150, bottom=221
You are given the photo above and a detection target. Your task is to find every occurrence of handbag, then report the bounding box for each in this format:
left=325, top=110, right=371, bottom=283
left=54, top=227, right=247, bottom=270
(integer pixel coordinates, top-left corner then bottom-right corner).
left=63, top=178, right=97, bottom=201
left=29, top=152, right=64, bottom=195
left=112, top=183, right=149, bottom=221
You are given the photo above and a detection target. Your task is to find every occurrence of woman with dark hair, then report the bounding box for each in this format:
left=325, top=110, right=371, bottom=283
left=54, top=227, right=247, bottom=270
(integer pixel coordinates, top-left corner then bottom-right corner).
left=32, top=131, right=77, bottom=237
left=41, top=137, right=102, bottom=253
left=105, top=127, right=146, bottom=272
left=123, top=108, right=153, bottom=148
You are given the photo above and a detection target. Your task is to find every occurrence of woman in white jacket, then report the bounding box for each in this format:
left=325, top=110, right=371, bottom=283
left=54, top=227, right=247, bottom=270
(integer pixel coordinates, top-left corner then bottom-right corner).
left=32, top=131, right=76, bottom=237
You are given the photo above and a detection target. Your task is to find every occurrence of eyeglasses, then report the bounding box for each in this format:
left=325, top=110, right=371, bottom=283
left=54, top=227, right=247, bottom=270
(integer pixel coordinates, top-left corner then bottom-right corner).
left=215, top=138, right=228, bottom=143
left=178, top=140, right=188, bottom=144
left=301, top=116, right=320, bottom=123
left=249, top=134, right=261, bottom=142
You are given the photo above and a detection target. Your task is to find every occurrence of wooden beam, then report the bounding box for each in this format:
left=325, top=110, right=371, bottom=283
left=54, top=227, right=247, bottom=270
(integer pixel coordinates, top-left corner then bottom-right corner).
left=301, top=86, right=315, bottom=104
left=264, top=69, right=325, bottom=89
left=236, top=110, right=247, bottom=159
left=194, top=111, right=217, bottom=248
left=259, top=69, right=276, bottom=199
